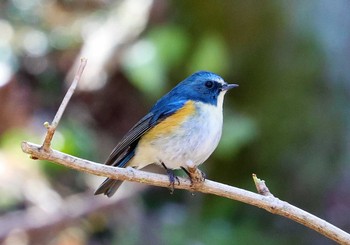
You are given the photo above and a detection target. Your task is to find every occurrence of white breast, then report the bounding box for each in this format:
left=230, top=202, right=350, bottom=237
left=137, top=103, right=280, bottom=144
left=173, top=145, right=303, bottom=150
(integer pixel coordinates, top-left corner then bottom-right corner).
left=185, top=101, right=223, bottom=165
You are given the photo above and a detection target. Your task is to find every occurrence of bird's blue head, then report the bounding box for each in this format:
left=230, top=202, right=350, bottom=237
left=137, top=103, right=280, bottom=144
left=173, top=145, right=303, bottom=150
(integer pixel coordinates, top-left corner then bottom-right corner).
left=169, top=71, right=238, bottom=106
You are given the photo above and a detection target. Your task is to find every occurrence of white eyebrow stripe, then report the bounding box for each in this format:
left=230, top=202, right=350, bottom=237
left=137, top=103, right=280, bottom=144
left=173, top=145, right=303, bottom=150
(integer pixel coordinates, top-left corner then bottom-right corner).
left=206, top=74, right=226, bottom=85
left=213, top=78, right=226, bottom=86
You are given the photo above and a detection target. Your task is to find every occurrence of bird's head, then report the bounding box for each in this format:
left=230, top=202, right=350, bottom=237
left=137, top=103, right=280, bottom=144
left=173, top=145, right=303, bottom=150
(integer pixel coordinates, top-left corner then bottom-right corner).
left=174, top=71, right=238, bottom=107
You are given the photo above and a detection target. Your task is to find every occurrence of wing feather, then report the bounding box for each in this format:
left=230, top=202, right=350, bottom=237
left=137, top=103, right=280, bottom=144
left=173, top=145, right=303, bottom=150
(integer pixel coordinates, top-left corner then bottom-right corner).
left=104, top=100, right=186, bottom=167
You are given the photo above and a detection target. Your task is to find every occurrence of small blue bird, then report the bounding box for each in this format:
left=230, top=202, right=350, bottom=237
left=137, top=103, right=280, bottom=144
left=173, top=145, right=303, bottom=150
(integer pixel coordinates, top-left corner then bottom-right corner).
left=95, top=71, right=238, bottom=197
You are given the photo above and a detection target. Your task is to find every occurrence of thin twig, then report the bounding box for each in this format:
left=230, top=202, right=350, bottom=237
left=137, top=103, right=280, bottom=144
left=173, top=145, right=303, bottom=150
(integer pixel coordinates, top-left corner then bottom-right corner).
left=21, top=141, right=350, bottom=244
left=41, top=58, right=87, bottom=152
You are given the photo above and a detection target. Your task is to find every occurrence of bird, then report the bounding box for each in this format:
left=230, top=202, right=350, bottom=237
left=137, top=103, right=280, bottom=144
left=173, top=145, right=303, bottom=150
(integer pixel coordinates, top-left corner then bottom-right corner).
left=94, top=71, right=238, bottom=197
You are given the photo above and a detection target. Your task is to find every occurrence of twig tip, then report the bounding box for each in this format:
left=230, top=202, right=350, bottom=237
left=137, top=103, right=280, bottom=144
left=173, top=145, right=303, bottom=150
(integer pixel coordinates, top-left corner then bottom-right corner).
left=43, top=122, right=50, bottom=128
left=252, top=173, right=274, bottom=197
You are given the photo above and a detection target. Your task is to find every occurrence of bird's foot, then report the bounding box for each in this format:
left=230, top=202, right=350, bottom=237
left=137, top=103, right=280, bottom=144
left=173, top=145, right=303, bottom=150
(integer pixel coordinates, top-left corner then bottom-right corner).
left=162, top=163, right=180, bottom=194
left=181, top=166, right=206, bottom=186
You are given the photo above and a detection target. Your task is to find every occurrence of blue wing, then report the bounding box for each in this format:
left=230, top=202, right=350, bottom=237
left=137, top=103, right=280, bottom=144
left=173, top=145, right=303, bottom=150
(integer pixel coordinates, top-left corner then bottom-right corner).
left=95, top=93, right=187, bottom=197
left=103, top=99, right=187, bottom=168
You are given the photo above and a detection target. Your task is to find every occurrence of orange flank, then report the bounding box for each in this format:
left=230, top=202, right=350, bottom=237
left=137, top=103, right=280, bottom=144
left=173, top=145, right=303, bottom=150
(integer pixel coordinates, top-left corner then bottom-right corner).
left=141, top=100, right=196, bottom=141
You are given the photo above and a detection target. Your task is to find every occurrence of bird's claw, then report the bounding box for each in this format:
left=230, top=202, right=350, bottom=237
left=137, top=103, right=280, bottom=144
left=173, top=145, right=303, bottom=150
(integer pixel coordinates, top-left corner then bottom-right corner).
left=181, top=166, right=206, bottom=186
left=168, top=173, right=180, bottom=194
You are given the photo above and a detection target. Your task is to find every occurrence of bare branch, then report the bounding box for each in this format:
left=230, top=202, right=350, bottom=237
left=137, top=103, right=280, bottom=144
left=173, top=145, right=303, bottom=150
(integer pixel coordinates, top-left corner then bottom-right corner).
left=21, top=141, right=350, bottom=244
left=41, top=58, right=87, bottom=152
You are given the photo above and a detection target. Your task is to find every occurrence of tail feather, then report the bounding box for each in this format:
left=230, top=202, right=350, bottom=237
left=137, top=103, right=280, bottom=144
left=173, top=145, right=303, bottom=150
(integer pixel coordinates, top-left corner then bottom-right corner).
left=95, top=149, right=135, bottom=197
left=94, top=178, right=123, bottom=197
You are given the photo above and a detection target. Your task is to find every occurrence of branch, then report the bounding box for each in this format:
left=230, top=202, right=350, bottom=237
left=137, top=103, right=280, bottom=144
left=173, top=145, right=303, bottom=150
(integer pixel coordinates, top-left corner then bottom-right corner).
left=41, top=58, right=87, bottom=152
left=21, top=141, right=350, bottom=244
left=21, top=57, right=350, bottom=244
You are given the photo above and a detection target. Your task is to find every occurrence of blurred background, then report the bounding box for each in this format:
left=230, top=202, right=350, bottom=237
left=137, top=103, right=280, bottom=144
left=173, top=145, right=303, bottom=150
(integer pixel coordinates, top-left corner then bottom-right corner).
left=0, top=0, right=349, bottom=244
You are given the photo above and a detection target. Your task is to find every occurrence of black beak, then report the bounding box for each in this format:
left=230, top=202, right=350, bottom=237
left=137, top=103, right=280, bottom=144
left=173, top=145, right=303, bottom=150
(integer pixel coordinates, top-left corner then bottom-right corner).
left=222, top=83, right=239, bottom=91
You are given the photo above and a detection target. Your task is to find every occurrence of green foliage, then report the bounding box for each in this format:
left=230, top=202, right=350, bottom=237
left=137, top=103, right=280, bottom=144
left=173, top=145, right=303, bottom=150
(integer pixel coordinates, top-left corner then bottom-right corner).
left=216, top=114, right=257, bottom=159
left=122, top=25, right=190, bottom=97
left=188, top=33, right=231, bottom=75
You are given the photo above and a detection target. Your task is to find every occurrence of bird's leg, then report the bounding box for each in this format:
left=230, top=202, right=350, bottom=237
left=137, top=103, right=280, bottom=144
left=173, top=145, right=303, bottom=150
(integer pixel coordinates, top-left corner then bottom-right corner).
left=161, top=162, right=180, bottom=193
left=181, top=166, right=206, bottom=185
left=181, top=167, right=193, bottom=184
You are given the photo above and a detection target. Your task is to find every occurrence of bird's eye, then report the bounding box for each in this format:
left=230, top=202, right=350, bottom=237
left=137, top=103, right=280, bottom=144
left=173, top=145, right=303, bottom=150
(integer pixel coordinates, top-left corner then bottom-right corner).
left=205, top=81, right=214, bottom=88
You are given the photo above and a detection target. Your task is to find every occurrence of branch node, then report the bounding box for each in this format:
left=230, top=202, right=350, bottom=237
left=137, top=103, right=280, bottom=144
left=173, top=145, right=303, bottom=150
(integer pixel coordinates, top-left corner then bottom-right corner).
left=43, top=121, right=50, bottom=129
left=29, top=155, right=39, bottom=160
left=41, top=125, right=56, bottom=152
left=252, top=173, right=274, bottom=197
